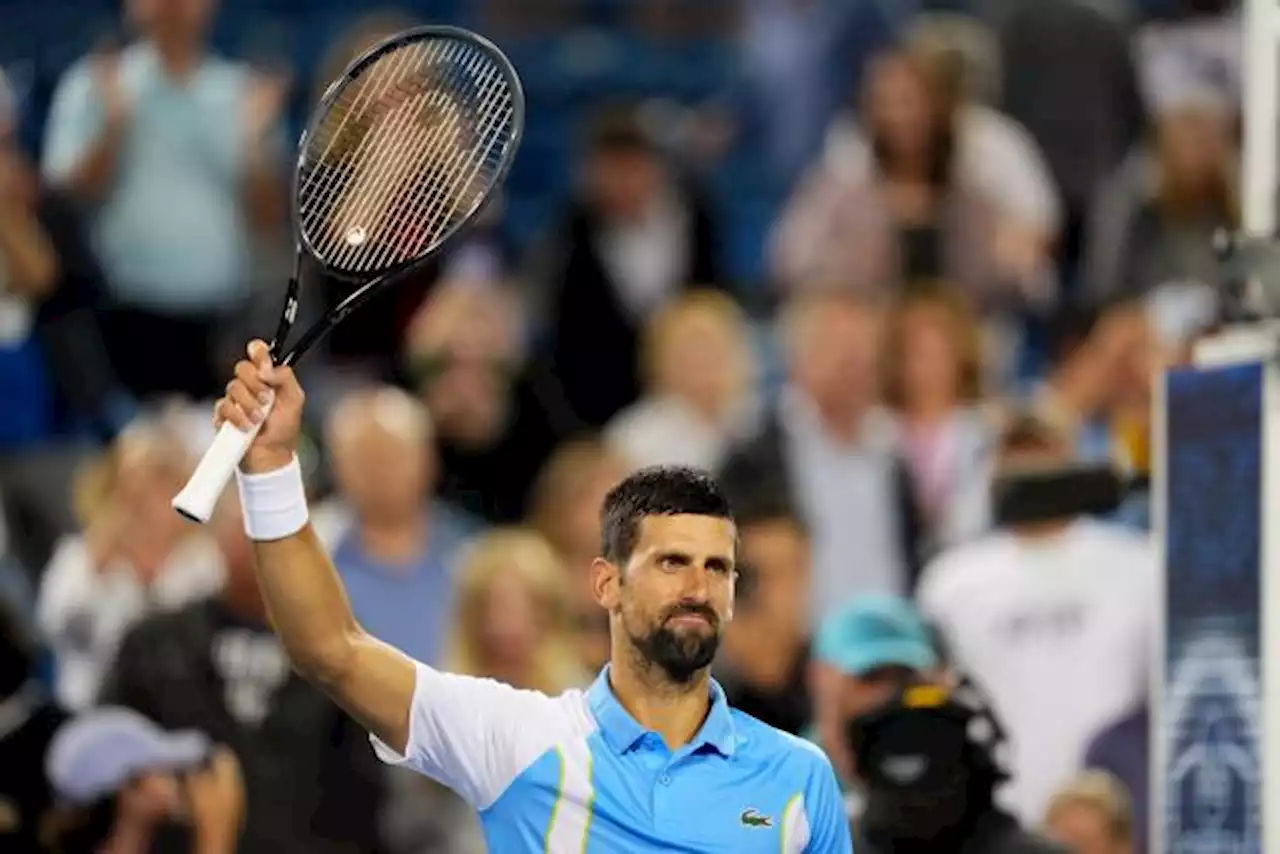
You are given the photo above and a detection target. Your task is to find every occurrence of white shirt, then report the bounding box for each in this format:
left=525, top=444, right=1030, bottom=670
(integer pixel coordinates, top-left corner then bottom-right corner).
left=37, top=534, right=225, bottom=710
left=917, top=519, right=1154, bottom=822
left=605, top=394, right=758, bottom=472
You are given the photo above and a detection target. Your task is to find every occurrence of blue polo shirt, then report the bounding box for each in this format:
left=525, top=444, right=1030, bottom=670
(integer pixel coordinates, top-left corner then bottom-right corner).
left=373, top=663, right=852, bottom=852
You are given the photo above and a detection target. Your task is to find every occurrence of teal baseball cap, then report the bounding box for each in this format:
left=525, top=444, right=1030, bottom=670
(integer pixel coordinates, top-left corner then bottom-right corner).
left=815, top=595, right=938, bottom=676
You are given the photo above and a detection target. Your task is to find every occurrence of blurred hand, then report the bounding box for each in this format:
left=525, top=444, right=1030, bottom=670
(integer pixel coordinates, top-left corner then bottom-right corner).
left=92, top=50, right=129, bottom=128
left=243, top=72, right=289, bottom=145
left=185, top=747, right=245, bottom=854
left=0, top=146, right=34, bottom=215
left=214, top=340, right=305, bottom=474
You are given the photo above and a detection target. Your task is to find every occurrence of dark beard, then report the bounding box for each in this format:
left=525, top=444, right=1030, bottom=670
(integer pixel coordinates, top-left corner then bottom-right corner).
left=629, top=612, right=720, bottom=685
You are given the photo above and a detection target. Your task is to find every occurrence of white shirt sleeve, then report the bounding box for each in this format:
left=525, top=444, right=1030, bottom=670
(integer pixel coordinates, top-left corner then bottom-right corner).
left=370, top=660, right=594, bottom=810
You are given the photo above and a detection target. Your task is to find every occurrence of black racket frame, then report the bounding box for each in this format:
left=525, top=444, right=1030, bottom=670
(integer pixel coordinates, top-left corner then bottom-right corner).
left=268, top=24, right=525, bottom=367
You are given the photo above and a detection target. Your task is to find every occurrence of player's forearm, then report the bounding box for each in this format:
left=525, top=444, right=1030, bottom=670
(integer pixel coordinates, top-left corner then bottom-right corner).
left=251, top=525, right=364, bottom=683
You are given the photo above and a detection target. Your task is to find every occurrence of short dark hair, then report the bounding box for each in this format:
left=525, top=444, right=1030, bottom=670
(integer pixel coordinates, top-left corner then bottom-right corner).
left=600, top=466, right=733, bottom=563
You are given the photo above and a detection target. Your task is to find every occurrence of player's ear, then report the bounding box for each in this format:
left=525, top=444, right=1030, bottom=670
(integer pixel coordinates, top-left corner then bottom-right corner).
left=590, top=557, right=621, bottom=611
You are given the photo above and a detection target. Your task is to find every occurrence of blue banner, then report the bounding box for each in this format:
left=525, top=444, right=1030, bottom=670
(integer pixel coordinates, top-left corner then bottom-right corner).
left=1161, top=363, right=1264, bottom=854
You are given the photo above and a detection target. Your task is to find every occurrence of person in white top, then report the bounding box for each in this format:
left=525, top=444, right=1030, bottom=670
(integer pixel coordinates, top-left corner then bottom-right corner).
left=37, top=420, right=224, bottom=710
left=916, top=412, right=1153, bottom=825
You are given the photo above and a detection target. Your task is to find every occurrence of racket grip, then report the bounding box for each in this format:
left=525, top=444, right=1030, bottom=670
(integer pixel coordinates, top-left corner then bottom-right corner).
left=172, top=418, right=267, bottom=523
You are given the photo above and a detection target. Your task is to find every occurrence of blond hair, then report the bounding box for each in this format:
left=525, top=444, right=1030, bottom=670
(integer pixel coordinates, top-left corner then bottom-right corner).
left=72, top=419, right=193, bottom=529
left=641, top=289, right=754, bottom=398
left=443, top=528, right=585, bottom=694
left=1045, top=771, right=1134, bottom=843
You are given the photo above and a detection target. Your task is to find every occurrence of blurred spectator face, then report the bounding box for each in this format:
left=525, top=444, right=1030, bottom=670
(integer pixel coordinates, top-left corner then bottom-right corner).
left=478, top=571, right=542, bottom=663
left=128, top=0, right=214, bottom=43
left=84, top=430, right=193, bottom=584
left=1156, top=105, right=1233, bottom=195
left=887, top=294, right=980, bottom=413
left=532, top=440, right=631, bottom=569
left=211, top=496, right=260, bottom=614
left=588, top=143, right=663, bottom=222
left=865, top=53, right=937, bottom=166
left=328, top=388, right=433, bottom=524
left=738, top=517, right=809, bottom=638
left=788, top=297, right=881, bottom=417
left=405, top=281, right=522, bottom=447
left=646, top=291, right=753, bottom=417
left=1045, top=800, right=1130, bottom=854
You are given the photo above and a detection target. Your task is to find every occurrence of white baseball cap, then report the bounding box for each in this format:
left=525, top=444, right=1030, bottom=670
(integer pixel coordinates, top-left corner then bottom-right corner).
left=46, top=707, right=210, bottom=805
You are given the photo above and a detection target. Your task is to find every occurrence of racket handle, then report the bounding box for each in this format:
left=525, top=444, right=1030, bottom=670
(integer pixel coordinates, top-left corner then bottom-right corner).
left=172, top=418, right=267, bottom=523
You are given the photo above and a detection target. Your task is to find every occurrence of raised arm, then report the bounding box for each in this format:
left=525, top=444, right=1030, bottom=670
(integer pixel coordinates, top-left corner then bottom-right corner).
left=215, top=340, right=417, bottom=753
left=215, top=341, right=589, bottom=810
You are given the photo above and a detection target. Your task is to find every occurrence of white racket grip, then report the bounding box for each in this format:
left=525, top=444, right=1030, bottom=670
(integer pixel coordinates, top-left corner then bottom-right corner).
left=172, top=402, right=272, bottom=523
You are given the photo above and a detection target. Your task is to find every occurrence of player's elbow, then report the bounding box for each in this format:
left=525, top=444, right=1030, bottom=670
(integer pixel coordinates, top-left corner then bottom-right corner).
left=283, top=628, right=361, bottom=687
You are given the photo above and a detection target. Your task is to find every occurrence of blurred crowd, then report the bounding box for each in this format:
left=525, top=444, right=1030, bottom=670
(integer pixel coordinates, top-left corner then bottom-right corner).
left=0, top=0, right=1245, bottom=851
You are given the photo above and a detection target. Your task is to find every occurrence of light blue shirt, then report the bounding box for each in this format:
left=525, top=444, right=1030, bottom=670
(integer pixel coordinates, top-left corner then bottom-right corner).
left=374, top=664, right=853, bottom=852
left=42, top=43, right=265, bottom=313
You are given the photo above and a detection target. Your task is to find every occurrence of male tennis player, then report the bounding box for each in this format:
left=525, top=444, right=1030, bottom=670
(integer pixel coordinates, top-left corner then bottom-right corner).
left=215, top=340, right=851, bottom=852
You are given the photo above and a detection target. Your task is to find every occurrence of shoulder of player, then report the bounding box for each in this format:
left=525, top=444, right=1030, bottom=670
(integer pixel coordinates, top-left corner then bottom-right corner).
left=728, top=711, right=835, bottom=779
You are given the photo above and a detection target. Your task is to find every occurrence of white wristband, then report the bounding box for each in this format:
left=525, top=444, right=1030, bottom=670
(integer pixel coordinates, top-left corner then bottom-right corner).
left=235, top=455, right=309, bottom=541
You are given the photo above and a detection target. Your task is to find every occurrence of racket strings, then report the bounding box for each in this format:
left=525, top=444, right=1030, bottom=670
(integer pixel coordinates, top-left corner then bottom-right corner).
left=297, top=36, right=518, bottom=276
left=371, top=60, right=512, bottom=267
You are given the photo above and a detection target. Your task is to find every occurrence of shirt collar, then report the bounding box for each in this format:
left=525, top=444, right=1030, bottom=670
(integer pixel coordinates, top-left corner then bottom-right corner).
left=587, top=666, right=737, bottom=757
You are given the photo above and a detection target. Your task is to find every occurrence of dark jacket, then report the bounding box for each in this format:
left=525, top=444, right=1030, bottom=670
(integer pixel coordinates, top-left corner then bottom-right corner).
left=717, top=411, right=927, bottom=591
left=539, top=186, right=721, bottom=428
left=99, top=599, right=385, bottom=854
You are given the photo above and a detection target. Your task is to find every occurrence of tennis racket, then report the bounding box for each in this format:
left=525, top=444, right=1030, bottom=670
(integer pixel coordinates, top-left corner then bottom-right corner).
left=172, top=25, right=524, bottom=523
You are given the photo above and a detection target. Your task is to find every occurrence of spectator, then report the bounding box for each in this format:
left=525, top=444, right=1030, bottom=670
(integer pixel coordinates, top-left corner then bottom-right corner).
left=0, top=67, right=133, bottom=576
left=882, top=288, right=995, bottom=551
left=402, top=279, right=579, bottom=525
left=605, top=289, right=760, bottom=471
left=44, top=707, right=242, bottom=854
left=536, top=105, right=722, bottom=427
left=771, top=45, right=1050, bottom=311
left=99, top=496, right=385, bottom=854
left=1084, top=707, right=1149, bottom=854
left=37, top=418, right=225, bottom=711
left=719, top=293, right=924, bottom=623
left=809, top=594, right=942, bottom=788
left=527, top=436, right=632, bottom=673
left=917, top=411, right=1154, bottom=823
left=320, top=386, right=478, bottom=667
left=1043, top=771, right=1135, bottom=854
left=41, top=0, right=287, bottom=400
left=825, top=14, right=1063, bottom=262
left=444, top=527, right=587, bottom=693
left=1035, top=300, right=1164, bottom=528
left=1083, top=95, right=1237, bottom=307
left=715, top=502, right=812, bottom=735
left=0, top=599, right=67, bottom=854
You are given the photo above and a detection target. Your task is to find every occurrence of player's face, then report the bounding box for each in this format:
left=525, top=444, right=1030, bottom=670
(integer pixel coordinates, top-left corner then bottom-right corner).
left=615, top=514, right=736, bottom=684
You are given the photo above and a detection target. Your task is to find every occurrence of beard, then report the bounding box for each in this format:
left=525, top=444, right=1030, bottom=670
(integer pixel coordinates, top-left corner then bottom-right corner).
left=626, top=603, right=721, bottom=685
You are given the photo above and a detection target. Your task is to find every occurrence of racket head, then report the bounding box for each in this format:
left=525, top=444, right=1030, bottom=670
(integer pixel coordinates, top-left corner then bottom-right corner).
left=292, top=25, right=524, bottom=281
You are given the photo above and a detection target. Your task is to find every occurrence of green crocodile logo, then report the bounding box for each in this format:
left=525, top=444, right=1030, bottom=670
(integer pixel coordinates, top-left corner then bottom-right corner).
left=740, top=808, right=773, bottom=828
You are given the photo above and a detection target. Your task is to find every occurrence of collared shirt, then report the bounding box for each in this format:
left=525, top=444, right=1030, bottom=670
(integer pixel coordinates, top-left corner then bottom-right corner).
left=781, top=389, right=905, bottom=620
left=373, top=663, right=852, bottom=852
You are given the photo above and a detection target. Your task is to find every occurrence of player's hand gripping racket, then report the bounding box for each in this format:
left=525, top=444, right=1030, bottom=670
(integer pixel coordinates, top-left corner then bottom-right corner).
left=172, top=25, right=524, bottom=523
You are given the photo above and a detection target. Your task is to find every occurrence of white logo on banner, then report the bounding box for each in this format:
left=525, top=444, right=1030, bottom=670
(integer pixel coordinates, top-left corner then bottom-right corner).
left=1164, top=634, right=1260, bottom=854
